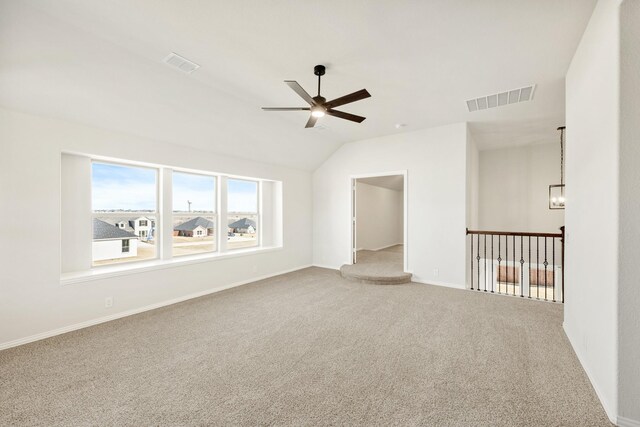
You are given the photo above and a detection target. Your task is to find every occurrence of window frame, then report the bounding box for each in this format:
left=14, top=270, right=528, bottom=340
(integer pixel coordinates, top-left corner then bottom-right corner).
left=90, top=160, right=160, bottom=267
left=81, top=156, right=274, bottom=275
left=171, top=169, right=219, bottom=257
left=226, top=177, right=261, bottom=251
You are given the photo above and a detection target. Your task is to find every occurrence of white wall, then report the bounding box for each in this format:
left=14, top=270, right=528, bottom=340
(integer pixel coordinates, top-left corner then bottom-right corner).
left=465, top=131, right=479, bottom=288
left=466, top=130, right=479, bottom=230
left=0, top=108, right=312, bottom=348
left=618, top=0, right=640, bottom=422
left=313, top=122, right=470, bottom=288
left=355, top=182, right=403, bottom=251
left=478, top=143, right=565, bottom=233
left=60, top=153, right=92, bottom=272
left=564, top=0, right=620, bottom=422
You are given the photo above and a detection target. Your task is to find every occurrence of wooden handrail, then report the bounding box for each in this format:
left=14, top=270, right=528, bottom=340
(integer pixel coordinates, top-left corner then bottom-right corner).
left=466, top=228, right=562, bottom=238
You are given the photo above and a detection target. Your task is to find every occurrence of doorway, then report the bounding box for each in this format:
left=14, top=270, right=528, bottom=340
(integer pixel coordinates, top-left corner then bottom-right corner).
left=350, top=171, right=408, bottom=273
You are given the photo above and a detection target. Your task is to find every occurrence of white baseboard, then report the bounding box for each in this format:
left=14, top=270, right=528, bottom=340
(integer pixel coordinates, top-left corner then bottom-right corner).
left=563, top=322, right=618, bottom=425
left=411, top=276, right=466, bottom=290
left=358, top=243, right=404, bottom=252
left=0, top=264, right=312, bottom=351
left=618, top=416, right=640, bottom=427
left=312, top=263, right=340, bottom=270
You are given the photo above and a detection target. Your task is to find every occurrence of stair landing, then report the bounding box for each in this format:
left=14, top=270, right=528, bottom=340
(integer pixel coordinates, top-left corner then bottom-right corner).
left=340, top=245, right=412, bottom=285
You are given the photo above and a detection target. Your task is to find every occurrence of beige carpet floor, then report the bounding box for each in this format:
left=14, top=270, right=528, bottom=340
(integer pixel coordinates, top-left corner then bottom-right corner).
left=0, top=267, right=610, bottom=426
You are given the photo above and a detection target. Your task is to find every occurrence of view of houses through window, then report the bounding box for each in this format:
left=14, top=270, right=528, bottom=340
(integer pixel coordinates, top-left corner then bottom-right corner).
left=91, top=162, right=157, bottom=266
left=227, top=179, right=259, bottom=249
left=172, top=172, right=216, bottom=257
left=90, top=160, right=265, bottom=267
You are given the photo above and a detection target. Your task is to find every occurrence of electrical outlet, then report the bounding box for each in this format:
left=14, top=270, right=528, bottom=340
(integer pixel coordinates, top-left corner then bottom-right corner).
left=433, top=269, right=439, bottom=277
left=105, top=297, right=113, bottom=308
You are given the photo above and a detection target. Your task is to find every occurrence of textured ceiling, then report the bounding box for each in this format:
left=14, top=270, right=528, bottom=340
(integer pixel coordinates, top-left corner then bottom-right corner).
left=0, top=0, right=596, bottom=169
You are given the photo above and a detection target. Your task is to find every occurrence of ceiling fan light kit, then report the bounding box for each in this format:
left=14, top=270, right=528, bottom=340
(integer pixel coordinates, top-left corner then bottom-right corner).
left=311, top=105, right=326, bottom=118
left=262, top=64, right=371, bottom=128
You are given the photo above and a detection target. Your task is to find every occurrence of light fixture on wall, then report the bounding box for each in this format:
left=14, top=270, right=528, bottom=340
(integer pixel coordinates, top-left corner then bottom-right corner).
left=549, top=126, right=566, bottom=210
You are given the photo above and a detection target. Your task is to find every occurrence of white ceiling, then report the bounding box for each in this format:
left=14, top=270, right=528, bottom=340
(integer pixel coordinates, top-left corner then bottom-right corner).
left=358, top=176, right=404, bottom=192
left=0, top=1, right=596, bottom=170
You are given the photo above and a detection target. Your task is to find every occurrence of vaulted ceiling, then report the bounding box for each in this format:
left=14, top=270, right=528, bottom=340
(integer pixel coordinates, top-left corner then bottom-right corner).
left=0, top=1, right=596, bottom=170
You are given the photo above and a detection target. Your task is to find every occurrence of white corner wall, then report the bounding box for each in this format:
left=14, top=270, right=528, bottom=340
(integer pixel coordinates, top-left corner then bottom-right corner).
left=618, top=0, right=640, bottom=423
left=564, top=0, right=620, bottom=422
left=478, top=143, right=565, bottom=233
left=313, top=122, right=470, bottom=288
left=355, top=182, right=403, bottom=251
left=0, top=108, right=312, bottom=348
left=466, top=130, right=479, bottom=230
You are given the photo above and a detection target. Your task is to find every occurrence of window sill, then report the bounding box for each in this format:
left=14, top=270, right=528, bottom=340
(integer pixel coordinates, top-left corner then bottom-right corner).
left=60, top=245, right=283, bottom=285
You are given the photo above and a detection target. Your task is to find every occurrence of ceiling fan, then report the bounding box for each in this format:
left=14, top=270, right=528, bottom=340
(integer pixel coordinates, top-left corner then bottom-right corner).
left=262, top=65, right=371, bottom=128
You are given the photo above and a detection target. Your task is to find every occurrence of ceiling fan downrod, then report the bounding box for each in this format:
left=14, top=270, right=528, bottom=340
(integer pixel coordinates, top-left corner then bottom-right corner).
left=314, top=64, right=325, bottom=97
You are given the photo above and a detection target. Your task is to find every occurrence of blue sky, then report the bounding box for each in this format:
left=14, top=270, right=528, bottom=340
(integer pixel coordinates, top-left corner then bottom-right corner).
left=92, top=163, right=156, bottom=211
left=227, top=179, right=258, bottom=213
left=92, top=163, right=258, bottom=213
left=173, top=172, right=215, bottom=212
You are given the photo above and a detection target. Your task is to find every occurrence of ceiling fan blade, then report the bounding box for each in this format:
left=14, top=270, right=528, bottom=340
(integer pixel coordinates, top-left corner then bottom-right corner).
left=262, top=107, right=310, bottom=111
left=305, top=115, right=319, bottom=128
left=324, top=89, right=371, bottom=109
left=326, top=109, right=366, bottom=123
left=285, top=81, right=316, bottom=105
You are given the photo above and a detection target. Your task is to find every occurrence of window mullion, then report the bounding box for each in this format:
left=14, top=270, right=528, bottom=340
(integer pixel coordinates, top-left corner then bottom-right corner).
left=160, top=168, right=173, bottom=260
left=219, top=176, right=228, bottom=253
left=258, top=180, right=263, bottom=248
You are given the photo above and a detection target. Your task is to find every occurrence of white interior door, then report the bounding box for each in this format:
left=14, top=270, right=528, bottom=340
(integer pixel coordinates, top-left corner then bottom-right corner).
left=352, top=179, right=357, bottom=264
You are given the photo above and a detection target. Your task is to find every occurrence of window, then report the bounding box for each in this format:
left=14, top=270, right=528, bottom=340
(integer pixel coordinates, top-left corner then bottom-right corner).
left=227, top=178, right=259, bottom=249
left=92, top=162, right=157, bottom=266
left=61, top=154, right=281, bottom=279
left=172, top=171, right=217, bottom=257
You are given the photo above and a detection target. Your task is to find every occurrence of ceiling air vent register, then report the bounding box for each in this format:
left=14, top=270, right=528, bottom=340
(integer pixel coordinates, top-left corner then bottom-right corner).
left=466, top=85, right=536, bottom=112
left=163, top=52, right=200, bottom=74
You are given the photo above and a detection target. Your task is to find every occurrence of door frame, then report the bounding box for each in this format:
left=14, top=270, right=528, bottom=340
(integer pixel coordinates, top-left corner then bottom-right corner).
left=349, top=170, right=408, bottom=273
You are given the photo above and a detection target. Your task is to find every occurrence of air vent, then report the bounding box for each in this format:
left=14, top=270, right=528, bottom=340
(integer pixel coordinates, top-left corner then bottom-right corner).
left=163, top=52, right=200, bottom=74
left=466, top=85, right=536, bottom=112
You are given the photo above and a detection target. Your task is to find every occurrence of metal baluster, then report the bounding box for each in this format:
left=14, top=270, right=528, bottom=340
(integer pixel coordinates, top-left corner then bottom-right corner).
left=505, top=235, right=508, bottom=295
left=470, top=234, right=474, bottom=290
left=552, top=237, right=556, bottom=303
left=484, top=235, right=487, bottom=292
left=513, top=235, right=516, bottom=296
left=477, top=232, right=480, bottom=291
left=520, top=236, right=524, bottom=297
left=497, top=235, right=502, bottom=294
left=544, top=237, right=548, bottom=301
left=528, top=236, right=532, bottom=299
left=536, top=236, right=540, bottom=300
left=491, top=235, right=494, bottom=293
left=561, top=226, right=565, bottom=304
